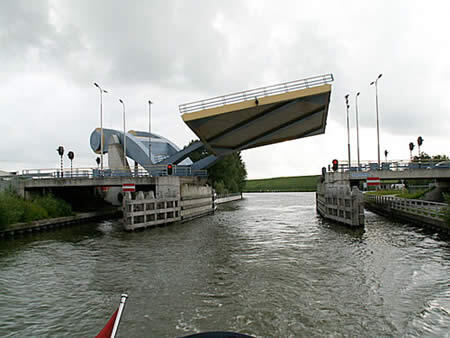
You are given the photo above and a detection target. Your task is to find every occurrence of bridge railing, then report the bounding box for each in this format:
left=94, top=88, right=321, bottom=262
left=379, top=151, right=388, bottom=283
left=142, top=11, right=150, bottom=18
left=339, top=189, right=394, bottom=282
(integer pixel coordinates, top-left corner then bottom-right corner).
left=365, top=194, right=448, bottom=221
left=21, top=165, right=207, bottom=179
left=332, top=160, right=446, bottom=172
left=179, top=73, right=334, bottom=114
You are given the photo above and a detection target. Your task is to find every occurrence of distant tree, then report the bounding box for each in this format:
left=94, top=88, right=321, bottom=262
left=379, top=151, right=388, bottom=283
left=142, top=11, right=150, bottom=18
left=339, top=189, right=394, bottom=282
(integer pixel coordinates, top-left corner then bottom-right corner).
left=412, top=151, right=431, bottom=162
left=184, top=140, right=247, bottom=193
left=412, top=152, right=449, bottom=162
left=431, top=154, right=450, bottom=161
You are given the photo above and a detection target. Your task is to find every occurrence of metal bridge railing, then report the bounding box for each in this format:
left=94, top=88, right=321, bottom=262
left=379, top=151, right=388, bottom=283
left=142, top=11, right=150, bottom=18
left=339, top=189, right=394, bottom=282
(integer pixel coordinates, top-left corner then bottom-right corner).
left=21, top=165, right=208, bottom=179
left=179, top=73, right=334, bottom=114
left=332, top=160, right=447, bottom=172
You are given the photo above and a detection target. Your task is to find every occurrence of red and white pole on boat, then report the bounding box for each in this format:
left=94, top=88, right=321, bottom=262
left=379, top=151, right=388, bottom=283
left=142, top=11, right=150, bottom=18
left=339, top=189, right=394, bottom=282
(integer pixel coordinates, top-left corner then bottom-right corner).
left=96, top=294, right=128, bottom=338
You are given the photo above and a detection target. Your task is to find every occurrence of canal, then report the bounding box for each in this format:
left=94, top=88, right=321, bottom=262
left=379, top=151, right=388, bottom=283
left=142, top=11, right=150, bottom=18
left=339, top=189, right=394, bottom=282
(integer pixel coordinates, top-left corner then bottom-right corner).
left=0, top=193, right=449, bottom=337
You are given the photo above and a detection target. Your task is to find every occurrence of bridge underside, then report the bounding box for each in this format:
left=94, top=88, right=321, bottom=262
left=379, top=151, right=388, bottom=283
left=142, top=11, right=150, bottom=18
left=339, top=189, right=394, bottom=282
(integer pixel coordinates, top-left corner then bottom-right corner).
left=182, top=84, right=332, bottom=157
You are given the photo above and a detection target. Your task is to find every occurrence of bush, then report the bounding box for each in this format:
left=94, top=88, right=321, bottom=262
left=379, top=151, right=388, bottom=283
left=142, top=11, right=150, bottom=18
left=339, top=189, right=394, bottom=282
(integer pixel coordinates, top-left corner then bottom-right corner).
left=33, top=194, right=72, bottom=218
left=0, top=192, right=73, bottom=228
left=443, top=193, right=450, bottom=225
left=0, top=192, right=24, bottom=228
left=214, top=180, right=228, bottom=195
left=21, top=201, right=48, bottom=222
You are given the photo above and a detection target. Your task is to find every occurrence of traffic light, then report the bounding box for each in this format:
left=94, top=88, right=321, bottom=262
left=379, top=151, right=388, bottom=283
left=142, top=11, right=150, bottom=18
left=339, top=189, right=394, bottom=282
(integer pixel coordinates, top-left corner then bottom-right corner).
left=167, top=164, right=173, bottom=175
left=57, top=146, right=64, bottom=156
left=417, top=136, right=423, bottom=146
left=332, top=159, right=339, bottom=172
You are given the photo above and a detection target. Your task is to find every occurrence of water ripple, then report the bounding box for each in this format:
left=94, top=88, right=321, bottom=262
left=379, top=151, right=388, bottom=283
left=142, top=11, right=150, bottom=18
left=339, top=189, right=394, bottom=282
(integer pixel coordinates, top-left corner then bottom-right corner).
left=0, top=193, right=449, bottom=337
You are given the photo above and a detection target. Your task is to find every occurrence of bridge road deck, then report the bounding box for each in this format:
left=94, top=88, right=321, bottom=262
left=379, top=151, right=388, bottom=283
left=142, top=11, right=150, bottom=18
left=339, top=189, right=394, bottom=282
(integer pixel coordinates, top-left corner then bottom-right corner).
left=180, top=74, right=333, bottom=157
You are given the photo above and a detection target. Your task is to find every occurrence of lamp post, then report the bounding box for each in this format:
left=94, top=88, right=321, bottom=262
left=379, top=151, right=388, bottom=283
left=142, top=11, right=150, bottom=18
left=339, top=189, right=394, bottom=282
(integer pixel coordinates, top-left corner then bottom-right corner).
left=345, top=94, right=351, bottom=170
left=355, top=92, right=361, bottom=170
left=148, top=100, right=153, bottom=165
left=370, top=73, right=382, bottom=169
left=119, top=99, right=126, bottom=166
left=94, top=82, right=108, bottom=171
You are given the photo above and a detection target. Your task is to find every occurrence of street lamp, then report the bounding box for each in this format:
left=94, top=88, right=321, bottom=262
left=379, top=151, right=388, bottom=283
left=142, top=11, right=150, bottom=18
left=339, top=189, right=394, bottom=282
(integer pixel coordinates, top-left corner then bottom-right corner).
left=370, top=73, right=382, bottom=169
left=148, top=100, right=153, bottom=165
left=355, top=92, right=361, bottom=170
left=345, top=94, right=351, bottom=170
left=119, top=99, right=127, bottom=166
left=94, top=82, right=108, bottom=171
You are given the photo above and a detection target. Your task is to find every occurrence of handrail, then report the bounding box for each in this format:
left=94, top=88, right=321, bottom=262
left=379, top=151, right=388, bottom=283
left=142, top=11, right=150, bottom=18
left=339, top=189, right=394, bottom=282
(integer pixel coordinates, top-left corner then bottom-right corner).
left=20, top=165, right=208, bottom=179
left=179, top=73, right=334, bottom=114
left=365, top=194, right=448, bottom=220
left=332, top=159, right=449, bottom=172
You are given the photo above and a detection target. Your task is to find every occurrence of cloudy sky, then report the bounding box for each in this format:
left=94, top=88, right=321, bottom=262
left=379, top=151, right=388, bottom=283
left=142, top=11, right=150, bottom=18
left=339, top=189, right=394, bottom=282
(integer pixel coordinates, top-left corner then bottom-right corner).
left=1, top=0, right=449, bottom=178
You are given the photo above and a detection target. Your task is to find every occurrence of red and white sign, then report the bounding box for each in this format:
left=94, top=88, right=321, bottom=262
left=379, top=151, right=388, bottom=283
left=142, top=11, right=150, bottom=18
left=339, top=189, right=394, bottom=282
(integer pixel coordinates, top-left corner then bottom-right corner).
left=122, top=183, right=136, bottom=192
left=366, top=177, right=380, bottom=186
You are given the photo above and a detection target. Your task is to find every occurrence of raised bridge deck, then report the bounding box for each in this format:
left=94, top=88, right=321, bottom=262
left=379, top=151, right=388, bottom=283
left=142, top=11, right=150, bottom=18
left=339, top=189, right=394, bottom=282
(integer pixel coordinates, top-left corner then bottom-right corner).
left=180, top=74, right=333, bottom=157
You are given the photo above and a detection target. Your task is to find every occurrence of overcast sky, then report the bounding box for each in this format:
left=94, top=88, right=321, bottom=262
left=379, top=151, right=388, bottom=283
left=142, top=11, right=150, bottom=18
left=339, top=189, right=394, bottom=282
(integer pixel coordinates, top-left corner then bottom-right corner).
left=1, top=0, right=449, bottom=178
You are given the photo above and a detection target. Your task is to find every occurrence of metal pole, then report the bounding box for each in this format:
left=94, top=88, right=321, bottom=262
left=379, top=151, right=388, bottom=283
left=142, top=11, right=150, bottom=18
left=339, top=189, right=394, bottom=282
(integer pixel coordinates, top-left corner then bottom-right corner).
left=370, top=74, right=382, bottom=169
left=111, top=294, right=128, bottom=338
left=148, top=100, right=153, bottom=165
left=94, top=83, right=108, bottom=172
left=355, top=92, right=361, bottom=170
left=375, top=81, right=380, bottom=168
left=345, top=95, right=351, bottom=170
left=119, top=99, right=126, bottom=166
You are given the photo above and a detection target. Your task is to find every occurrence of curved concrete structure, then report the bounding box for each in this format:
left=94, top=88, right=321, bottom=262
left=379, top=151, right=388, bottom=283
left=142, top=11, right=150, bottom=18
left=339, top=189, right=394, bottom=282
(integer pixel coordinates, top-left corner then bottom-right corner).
left=90, top=128, right=193, bottom=170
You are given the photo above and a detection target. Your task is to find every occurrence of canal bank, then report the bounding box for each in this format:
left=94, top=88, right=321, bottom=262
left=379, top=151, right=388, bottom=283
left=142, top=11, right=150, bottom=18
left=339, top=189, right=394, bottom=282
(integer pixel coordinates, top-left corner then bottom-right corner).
left=0, top=209, right=120, bottom=239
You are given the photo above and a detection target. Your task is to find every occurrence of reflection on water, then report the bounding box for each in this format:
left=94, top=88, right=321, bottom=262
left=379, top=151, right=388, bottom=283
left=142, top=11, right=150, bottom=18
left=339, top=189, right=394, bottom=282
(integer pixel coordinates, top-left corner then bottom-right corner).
left=0, top=193, right=448, bottom=337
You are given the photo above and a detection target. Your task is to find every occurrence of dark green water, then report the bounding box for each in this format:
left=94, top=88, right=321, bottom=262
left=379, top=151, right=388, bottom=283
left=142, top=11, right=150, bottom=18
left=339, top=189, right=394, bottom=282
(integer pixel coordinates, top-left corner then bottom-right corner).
left=0, top=193, right=449, bottom=337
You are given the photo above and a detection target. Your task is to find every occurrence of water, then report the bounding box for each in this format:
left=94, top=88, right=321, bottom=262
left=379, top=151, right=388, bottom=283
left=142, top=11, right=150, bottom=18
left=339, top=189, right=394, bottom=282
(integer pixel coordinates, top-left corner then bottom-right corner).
left=0, top=193, right=449, bottom=337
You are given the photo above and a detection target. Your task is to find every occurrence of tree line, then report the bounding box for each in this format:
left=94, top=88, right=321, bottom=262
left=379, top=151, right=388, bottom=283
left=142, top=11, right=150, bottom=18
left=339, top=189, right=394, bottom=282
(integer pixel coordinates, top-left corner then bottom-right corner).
left=185, top=141, right=247, bottom=195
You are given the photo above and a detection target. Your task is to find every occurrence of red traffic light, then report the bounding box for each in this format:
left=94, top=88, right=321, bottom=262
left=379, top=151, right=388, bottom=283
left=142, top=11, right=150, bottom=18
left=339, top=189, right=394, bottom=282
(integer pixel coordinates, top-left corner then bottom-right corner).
left=332, top=159, right=339, bottom=171
left=167, top=164, right=173, bottom=175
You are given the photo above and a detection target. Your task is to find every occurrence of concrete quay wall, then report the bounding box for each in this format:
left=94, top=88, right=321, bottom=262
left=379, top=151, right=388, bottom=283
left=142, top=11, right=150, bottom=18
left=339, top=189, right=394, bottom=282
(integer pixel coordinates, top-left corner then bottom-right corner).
left=216, top=193, right=243, bottom=204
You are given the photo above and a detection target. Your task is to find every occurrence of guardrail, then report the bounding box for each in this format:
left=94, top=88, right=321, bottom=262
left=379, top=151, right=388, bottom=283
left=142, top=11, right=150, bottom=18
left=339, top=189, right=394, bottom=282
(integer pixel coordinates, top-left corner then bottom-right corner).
left=179, top=73, right=334, bottom=114
left=365, top=195, right=448, bottom=221
left=21, top=165, right=207, bottom=179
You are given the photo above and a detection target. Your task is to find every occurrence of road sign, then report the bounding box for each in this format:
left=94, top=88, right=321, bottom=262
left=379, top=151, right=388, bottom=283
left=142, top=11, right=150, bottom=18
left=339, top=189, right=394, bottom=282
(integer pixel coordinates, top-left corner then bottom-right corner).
left=367, top=177, right=380, bottom=186
left=122, top=183, right=135, bottom=192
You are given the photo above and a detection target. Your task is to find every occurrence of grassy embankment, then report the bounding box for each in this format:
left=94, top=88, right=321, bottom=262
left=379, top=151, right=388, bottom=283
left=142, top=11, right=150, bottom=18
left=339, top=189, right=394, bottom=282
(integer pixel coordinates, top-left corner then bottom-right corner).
left=244, top=175, right=320, bottom=192
left=0, top=191, right=73, bottom=230
left=365, top=188, right=433, bottom=199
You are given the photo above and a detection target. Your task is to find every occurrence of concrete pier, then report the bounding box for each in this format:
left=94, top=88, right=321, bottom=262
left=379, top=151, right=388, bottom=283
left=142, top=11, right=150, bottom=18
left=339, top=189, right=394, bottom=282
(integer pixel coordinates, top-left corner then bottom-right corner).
left=316, top=171, right=365, bottom=227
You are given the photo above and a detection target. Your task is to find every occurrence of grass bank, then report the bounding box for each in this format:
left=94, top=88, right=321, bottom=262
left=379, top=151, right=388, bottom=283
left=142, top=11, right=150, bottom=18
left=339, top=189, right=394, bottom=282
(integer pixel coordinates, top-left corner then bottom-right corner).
left=244, top=175, right=320, bottom=192
left=365, top=188, right=432, bottom=199
left=0, top=191, right=73, bottom=230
